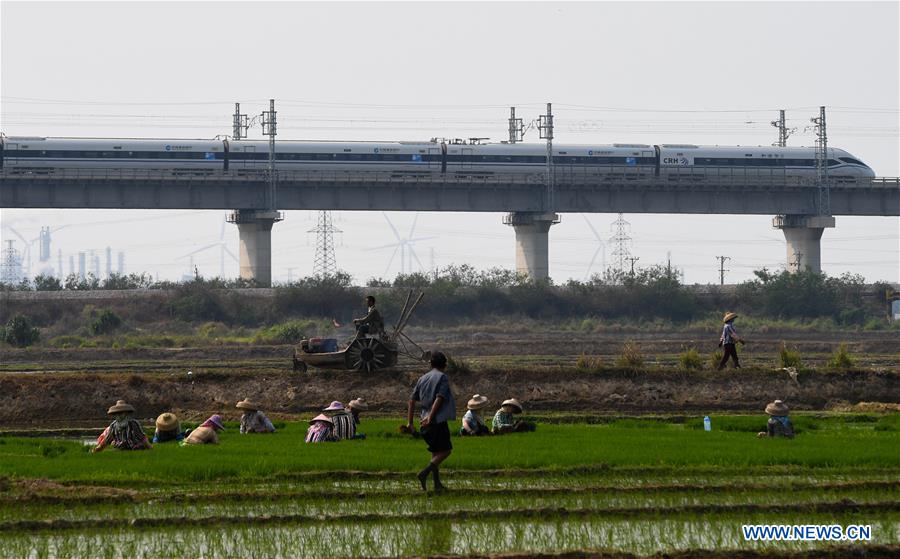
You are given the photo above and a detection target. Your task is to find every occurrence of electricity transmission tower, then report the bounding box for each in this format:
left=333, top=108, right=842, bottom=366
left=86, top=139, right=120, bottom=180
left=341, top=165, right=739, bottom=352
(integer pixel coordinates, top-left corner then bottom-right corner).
left=309, top=211, right=341, bottom=277
left=609, top=213, right=633, bottom=276
left=1, top=240, right=23, bottom=284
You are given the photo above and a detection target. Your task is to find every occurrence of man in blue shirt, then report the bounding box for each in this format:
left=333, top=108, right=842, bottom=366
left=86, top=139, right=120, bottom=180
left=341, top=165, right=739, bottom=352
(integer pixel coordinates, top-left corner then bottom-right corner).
left=407, top=351, right=456, bottom=491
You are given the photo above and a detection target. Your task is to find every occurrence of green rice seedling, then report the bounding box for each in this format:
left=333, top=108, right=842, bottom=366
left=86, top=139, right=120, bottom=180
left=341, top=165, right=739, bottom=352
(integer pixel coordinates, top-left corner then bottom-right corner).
left=778, top=341, right=803, bottom=369
left=615, top=341, right=644, bottom=368
left=678, top=347, right=703, bottom=370
left=828, top=343, right=856, bottom=369
left=709, top=349, right=723, bottom=369
left=575, top=352, right=603, bottom=372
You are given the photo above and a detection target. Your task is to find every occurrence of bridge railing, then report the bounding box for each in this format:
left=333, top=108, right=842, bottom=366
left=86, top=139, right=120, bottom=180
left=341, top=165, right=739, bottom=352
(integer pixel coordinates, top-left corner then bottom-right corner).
left=1, top=167, right=897, bottom=189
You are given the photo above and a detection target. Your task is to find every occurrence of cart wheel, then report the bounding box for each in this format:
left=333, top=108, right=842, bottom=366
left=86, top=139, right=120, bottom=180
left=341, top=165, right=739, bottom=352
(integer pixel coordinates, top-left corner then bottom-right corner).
left=346, top=338, right=391, bottom=373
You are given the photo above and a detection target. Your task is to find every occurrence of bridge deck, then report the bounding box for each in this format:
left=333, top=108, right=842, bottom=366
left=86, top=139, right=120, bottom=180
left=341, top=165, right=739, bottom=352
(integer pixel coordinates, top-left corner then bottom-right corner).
left=2, top=169, right=898, bottom=215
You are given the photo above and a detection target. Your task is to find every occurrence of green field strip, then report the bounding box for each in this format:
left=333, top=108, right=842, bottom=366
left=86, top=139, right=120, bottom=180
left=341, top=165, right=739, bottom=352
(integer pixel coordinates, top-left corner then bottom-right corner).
left=3, top=479, right=896, bottom=507
left=2, top=487, right=896, bottom=524
left=3, top=501, right=898, bottom=532
left=0, top=512, right=896, bottom=558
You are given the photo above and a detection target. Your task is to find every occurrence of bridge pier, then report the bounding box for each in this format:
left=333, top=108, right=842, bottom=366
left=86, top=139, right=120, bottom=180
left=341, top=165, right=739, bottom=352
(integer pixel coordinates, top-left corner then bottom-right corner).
left=226, top=210, right=283, bottom=287
left=503, top=212, right=560, bottom=281
left=772, top=215, right=835, bottom=273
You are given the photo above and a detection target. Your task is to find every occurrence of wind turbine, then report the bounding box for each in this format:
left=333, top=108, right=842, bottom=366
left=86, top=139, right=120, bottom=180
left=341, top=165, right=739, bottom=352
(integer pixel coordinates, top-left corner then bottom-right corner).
left=373, top=213, right=437, bottom=276
left=177, top=218, right=239, bottom=278
left=582, top=214, right=607, bottom=280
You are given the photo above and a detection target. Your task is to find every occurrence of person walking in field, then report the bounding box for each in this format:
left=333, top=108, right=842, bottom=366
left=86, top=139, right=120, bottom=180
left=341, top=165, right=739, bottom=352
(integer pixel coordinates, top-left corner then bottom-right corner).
left=407, top=351, right=456, bottom=491
left=236, top=398, right=276, bottom=434
left=324, top=401, right=356, bottom=440
left=757, top=400, right=795, bottom=439
left=460, top=394, right=491, bottom=436
left=717, top=312, right=745, bottom=370
left=92, top=400, right=151, bottom=453
left=183, top=414, right=226, bottom=445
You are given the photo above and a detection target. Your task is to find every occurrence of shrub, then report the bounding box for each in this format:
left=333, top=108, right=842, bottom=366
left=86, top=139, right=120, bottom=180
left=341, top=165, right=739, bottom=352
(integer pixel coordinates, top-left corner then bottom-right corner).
left=4, top=315, right=40, bottom=347
left=446, top=355, right=474, bottom=375
left=710, top=349, right=724, bottom=369
left=678, top=347, right=703, bottom=370
left=615, top=341, right=644, bottom=368
left=90, top=309, right=122, bottom=335
left=255, top=320, right=316, bottom=345
left=49, top=335, right=86, bottom=348
left=778, top=342, right=803, bottom=369
left=827, top=343, right=855, bottom=369
left=576, top=352, right=603, bottom=372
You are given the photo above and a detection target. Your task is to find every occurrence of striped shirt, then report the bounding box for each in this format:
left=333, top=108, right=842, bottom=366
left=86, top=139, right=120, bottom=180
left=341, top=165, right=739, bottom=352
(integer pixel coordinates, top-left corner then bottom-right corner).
left=305, top=423, right=334, bottom=443
left=330, top=411, right=356, bottom=441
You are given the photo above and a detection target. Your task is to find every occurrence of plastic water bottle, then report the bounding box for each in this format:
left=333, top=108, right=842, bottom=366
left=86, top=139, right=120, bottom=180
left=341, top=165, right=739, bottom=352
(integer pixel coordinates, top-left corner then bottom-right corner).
left=703, top=416, right=712, bottom=432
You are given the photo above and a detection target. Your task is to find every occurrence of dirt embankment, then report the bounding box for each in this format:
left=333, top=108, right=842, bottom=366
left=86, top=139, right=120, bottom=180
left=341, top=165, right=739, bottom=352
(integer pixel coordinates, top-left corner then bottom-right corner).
left=0, top=368, right=896, bottom=427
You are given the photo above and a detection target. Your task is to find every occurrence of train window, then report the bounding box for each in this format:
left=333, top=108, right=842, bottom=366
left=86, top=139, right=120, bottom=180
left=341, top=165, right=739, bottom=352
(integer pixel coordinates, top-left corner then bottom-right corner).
left=840, top=157, right=865, bottom=166
left=827, top=159, right=841, bottom=166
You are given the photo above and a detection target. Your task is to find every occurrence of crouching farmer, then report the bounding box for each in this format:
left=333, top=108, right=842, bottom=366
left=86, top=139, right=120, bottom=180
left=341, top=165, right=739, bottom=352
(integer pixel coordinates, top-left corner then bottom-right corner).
left=184, top=414, right=226, bottom=445
left=236, top=398, right=276, bottom=434
left=757, top=400, right=795, bottom=439
left=153, top=412, right=186, bottom=443
left=492, top=399, right=535, bottom=434
left=305, top=414, right=335, bottom=443
left=460, top=394, right=490, bottom=436
left=92, top=400, right=151, bottom=453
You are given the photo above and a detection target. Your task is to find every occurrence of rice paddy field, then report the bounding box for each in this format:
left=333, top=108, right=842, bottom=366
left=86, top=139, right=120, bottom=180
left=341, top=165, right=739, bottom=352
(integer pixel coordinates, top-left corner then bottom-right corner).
left=1, top=416, right=898, bottom=558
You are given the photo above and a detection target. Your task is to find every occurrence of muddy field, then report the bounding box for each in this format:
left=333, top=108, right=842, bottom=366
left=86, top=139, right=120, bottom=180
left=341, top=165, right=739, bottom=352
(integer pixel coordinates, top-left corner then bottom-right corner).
left=1, top=327, right=897, bottom=427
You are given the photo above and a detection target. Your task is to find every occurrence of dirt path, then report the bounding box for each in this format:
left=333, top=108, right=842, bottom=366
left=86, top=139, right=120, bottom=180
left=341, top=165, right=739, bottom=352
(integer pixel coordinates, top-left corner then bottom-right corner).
left=0, top=366, right=896, bottom=426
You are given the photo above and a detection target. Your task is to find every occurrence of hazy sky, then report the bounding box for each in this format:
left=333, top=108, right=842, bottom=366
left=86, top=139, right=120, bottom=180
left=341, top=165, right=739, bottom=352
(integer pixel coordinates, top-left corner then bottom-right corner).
left=2, top=0, right=898, bottom=284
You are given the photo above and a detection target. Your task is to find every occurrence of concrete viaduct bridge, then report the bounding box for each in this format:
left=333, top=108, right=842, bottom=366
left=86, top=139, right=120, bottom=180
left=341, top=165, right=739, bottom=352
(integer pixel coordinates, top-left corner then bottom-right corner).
left=2, top=168, right=898, bottom=285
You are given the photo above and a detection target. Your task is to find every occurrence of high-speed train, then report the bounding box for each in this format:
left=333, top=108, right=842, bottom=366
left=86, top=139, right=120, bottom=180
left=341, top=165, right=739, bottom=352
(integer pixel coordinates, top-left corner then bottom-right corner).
left=0, top=136, right=876, bottom=179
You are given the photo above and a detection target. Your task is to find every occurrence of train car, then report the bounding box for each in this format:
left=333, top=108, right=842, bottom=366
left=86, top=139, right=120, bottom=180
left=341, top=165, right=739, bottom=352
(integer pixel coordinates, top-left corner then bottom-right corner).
left=0, top=136, right=875, bottom=180
left=227, top=140, right=438, bottom=174
left=657, top=144, right=874, bottom=180
left=0, top=137, right=226, bottom=173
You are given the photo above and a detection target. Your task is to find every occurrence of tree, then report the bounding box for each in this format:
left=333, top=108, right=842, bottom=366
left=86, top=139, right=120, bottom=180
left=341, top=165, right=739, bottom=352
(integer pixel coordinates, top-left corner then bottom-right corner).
left=33, top=275, right=62, bottom=291
left=4, top=315, right=40, bottom=347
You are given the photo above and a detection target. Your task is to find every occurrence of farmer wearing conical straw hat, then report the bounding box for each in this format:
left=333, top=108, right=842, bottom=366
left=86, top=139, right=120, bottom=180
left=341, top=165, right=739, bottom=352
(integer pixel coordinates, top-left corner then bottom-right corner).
left=491, top=398, right=535, bottom=434
left=236, top=398, right=276, bottom=434
left=717, top=312, right=745, bottom=371
left=757, top=400, right=795, bottom=439
left=152, top=412, right=186, bottom=443
left=460, top=394, right=490, bottom=436
left=92, top=400, right=151, bottom=453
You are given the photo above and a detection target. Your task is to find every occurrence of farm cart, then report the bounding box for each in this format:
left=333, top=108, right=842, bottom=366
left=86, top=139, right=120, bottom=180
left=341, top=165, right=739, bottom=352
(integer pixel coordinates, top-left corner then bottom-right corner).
left=293, top=291, right=429, bottom=373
